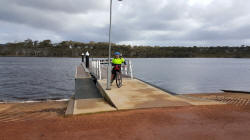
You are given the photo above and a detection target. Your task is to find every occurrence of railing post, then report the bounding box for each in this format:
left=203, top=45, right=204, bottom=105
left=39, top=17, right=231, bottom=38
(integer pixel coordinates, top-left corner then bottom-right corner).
left=90, top=60, right=93, bottom=72
left=125, top=60, right=128, bottom=75
left=95, top=60, right=98, bottom=77
left=93, top=60, right=96, bottom=76
left=91, top=60, right=93, bottom=75
left=98, top=60, right=102, bottom=80
left=97, top=60, right=100, bottom=79
left=127, top=60, right=130, bottom=74
left=121, top=64, right=123, bottom=74
left=129, top=60, right=133, bottom=79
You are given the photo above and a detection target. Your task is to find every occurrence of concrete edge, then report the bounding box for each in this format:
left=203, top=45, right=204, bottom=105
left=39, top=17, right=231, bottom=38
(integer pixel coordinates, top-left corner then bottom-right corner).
left=75, top=64, right=91, bottom=79
left=221, top=90, right=250, bottom=94
left=73, top=98, right=117, bottom=115
left=74, top=66, right=77, bottom=79
left=135, top=77, right=177, bottom=95
left=177, top=95, right=227, bottom=105
left=96, top=80, right=117, bottom=109
left=65, top=98, right=75, bottom=116
left=81, top=63, right=90, bottom=73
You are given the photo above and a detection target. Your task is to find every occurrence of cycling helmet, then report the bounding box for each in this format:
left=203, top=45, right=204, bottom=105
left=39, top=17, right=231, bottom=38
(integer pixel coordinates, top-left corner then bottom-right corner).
left=114, top=52, right=120, bottom=55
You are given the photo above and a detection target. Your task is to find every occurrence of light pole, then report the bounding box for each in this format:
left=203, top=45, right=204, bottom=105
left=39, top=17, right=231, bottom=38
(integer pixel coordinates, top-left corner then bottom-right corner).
left=107, top=0, right=122, bottom=90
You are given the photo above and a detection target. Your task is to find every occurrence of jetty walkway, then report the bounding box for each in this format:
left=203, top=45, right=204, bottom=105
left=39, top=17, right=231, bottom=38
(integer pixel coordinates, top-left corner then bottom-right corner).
left=66, top=61, right=224, bottom=115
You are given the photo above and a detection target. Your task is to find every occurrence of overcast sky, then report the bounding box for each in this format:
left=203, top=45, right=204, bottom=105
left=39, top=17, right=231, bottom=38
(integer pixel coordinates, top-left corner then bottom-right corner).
left=1, top=0, right=250, bottom=46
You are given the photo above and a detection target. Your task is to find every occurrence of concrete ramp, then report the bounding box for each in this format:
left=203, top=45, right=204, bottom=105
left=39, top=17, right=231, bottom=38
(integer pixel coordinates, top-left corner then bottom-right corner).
left=66, top=64, right=116, bottom=115
left=97, top=79, right=192, bottom=110
left=74, top=65, right=102, bottom=99
left=66, top=98, right=116, bottom=115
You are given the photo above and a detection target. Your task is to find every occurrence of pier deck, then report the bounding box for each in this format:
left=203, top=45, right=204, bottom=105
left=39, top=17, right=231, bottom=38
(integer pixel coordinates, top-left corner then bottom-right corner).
left=97, top=78, right=191, bottom=110
left=66, top=62, right=224, bottom=115
left=97, top=78, right=224, bottom=110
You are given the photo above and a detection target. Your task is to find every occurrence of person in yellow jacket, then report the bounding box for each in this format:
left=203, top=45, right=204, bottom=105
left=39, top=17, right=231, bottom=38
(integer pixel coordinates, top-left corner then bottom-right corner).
left=111, top=52, right=126, bottom=83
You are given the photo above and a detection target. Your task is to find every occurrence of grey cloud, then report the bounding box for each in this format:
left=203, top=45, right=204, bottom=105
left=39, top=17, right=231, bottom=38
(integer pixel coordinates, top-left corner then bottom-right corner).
left=0, top=0, right=109, bottom=38
left=0, top=4, right=64, bottom=31
left=188, top=24, right=250, bottom=41
left=0, top=0, right=250, bottom=46
left=1, top=0, right=108, bottom=14
left=0, top=21, right=62, bottom=43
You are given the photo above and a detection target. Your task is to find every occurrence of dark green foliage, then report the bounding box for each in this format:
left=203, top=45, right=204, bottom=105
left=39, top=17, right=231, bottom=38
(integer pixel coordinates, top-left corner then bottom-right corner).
left=0, top=40, right=250, bottom=58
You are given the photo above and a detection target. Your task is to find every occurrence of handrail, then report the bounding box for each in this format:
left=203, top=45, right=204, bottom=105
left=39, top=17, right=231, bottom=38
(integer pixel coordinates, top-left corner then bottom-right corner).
left=90, top=59, right=133, bottom=80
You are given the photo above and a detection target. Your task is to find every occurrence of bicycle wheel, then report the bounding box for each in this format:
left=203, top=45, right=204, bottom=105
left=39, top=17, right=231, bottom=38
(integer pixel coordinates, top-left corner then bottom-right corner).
left=116, top=71, right=122, bottom=88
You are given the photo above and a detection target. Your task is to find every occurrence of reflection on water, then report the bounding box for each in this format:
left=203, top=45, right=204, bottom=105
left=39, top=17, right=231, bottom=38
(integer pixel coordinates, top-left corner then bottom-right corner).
left=0, top=57, right=250, bottom=102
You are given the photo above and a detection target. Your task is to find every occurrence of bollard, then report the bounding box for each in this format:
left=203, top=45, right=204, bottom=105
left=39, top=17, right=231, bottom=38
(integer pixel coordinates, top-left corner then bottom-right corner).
left=85, top=51, right=90, bottom=68
left=81, top=53, right=85, bottom=62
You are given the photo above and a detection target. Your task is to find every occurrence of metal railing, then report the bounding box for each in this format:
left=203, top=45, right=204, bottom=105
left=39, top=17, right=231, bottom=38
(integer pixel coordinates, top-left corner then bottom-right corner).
left=90, top=59, right=133, bottom=80
left=90, top=59, right=102, bottom=80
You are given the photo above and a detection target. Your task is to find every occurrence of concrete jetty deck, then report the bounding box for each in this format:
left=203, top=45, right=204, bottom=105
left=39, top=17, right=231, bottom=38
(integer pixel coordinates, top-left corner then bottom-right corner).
left=97, top=78, right=225, bottom=110
left=97, top=78, right=191, bottom=110
left=66, top=62, right=224, bottom=115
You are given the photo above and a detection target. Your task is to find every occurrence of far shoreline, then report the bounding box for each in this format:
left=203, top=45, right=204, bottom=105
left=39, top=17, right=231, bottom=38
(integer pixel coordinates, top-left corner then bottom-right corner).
left=0, top=56, right=250, bottom=59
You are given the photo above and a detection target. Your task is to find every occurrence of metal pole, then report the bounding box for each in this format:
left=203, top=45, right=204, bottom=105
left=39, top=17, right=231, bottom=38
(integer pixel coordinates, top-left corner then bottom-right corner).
left=106, top=0, right=113, bottom=90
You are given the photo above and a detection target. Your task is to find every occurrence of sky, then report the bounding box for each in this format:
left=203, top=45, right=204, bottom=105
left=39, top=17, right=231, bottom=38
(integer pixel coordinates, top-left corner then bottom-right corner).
left=0, top=0, right=250, bottom=46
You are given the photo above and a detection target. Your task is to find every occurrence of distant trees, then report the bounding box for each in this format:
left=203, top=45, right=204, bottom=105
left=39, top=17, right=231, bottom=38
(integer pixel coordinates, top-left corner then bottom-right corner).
left=0, top=39, right=250, bottom=58
left=38, top=40, right=52, bottom=48
left=24, top=39, right=33, bottom=47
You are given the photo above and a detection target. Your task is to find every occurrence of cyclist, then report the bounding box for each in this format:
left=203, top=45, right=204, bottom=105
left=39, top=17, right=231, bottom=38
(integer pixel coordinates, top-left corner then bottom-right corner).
left=111, top=52, right=126, bottom=83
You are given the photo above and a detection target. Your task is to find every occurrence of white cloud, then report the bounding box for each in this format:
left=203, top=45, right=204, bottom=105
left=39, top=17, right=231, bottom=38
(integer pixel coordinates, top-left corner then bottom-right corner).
left=188, top=0, right=214, bottom=6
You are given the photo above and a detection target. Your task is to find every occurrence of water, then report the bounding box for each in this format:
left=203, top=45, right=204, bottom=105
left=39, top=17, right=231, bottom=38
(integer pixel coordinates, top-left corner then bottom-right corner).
left=132, top=58, right=250, bottom=94
left=0, top=57, right=79, bottom=102
left=0, top=57, right=250, bottom=102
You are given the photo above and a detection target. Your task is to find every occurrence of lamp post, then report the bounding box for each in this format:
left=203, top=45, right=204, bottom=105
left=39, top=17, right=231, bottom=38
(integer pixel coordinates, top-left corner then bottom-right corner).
left=107, top=0, right=122, bottom=90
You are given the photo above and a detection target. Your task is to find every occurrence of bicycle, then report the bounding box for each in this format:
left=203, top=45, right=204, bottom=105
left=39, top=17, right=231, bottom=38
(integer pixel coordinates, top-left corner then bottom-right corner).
left=112, top=65, right=122, bottom=88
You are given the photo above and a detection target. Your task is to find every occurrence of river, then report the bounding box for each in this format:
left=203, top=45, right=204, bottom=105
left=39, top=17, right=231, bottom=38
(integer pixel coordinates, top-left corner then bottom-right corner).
left=0, top=57, right=250, bottom=102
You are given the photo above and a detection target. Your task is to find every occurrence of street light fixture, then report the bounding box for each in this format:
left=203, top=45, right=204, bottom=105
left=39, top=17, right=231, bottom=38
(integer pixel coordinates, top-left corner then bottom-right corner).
left=106, top=0, right=123, bottom=90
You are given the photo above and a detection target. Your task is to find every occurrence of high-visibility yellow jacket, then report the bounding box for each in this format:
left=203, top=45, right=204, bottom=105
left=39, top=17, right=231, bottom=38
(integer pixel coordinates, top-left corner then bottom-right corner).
left=112, top=58, right=125, bottom=65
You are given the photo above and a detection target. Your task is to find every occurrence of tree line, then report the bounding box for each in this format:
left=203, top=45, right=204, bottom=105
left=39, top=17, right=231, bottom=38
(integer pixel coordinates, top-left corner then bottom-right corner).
left=0, top=39, right=250, bottom=58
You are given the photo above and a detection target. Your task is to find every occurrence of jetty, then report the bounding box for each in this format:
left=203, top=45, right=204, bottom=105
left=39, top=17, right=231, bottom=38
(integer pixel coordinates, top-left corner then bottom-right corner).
left=66, top=59, right=224, bottom=115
